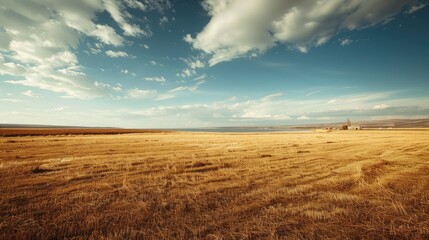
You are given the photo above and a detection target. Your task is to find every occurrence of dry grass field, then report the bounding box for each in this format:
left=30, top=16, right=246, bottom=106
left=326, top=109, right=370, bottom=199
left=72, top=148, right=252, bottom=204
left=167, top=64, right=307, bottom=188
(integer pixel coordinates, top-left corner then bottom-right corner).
left=1, top=130, right=429, bottom=239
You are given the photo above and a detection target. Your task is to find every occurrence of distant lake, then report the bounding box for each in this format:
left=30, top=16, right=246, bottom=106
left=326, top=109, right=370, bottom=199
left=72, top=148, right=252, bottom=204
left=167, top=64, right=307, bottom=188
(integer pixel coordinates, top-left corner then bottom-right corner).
left=171, top=128, right=310, bottom=133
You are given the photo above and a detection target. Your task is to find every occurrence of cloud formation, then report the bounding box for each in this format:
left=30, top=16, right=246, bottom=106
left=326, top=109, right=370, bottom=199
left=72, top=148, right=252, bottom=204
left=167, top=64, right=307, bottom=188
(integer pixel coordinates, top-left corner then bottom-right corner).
left=103, top=0, right=147, bottom=36
left=127, top=88, right=157, bottom=98
left=106, top=50, right=129, bottom=58
left=21, top=90, right=39, bottom=98
left=186, top=0, right=425, bottom=66
left=144, top=76, right=166, bottom=83
left=0, top=0, right=170, bottom=99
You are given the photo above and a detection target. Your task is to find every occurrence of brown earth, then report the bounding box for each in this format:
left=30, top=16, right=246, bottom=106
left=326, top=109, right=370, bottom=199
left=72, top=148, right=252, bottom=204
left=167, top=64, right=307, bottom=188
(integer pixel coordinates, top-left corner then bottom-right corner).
left=0, top=128, right=170, bottom=137
left=1, top=130, right=429, bottom=239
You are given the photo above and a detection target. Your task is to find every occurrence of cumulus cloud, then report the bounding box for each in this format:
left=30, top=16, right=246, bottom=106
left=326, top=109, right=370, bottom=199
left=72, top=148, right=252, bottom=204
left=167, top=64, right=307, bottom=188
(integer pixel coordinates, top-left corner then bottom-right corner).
left=106, top=50, right=129, bottom=58
left=0, top=0, right=167, bottom=99
left=189, top=59, right=205, bottom=69
left=177, top=68, right=196, bottom=78
left=160, top=16, right=169, bottom=25
left=176, top=57, right=206, bottom=78
left=186, top=0, right=424, bottom=66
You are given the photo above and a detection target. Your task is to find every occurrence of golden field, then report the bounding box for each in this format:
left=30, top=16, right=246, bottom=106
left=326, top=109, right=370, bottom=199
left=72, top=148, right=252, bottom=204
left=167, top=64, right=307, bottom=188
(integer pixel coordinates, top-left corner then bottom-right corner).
left=1, top=130, right=429, bottom=239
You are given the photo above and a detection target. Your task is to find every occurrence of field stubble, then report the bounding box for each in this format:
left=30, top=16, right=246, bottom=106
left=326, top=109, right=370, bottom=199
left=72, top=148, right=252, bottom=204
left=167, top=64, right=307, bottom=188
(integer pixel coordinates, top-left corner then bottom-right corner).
left=1, top=130, right=429, bottom=239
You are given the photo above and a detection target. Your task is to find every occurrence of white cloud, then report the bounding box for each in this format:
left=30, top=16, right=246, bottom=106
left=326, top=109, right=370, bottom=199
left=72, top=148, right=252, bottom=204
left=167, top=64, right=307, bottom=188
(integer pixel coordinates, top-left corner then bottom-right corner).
left=21, top=90, right=39, bottom=98
left=0, top=0, right=165, bottom=99
left=3, top=90, right=427, bottom=128
left=156, top=93, right=176, bottom=101
left=340, top=38, right=353, bottom=46
left=103, top=0, right=146, bottom=37
left=177, top=57, right=206, bottom=78
left=127, top=88, right=157, bottom=98
left=169, top=81, right=205, bottom=93
left=407, top=4, right=426, bottom=13
left=121, top=69, right=129, bottom=74
left=128, top=91, right=428, bottom=127
left=106, top=50, right=129, bottom=58
left=124, top=0, right=148, bottom=11
left=261, top=93, right=283, bottom=101
left=112, top=86, right=123, bottom=92
left=305, top=90, right=321, bottom=96
left=194, top=74, right=207, bottom=81
left=187, top=0, right=424, bottom=66
left=142, top=44, right=150, bottom=49
left=154, top=81, right=205, bottom=101
left=189, top=59, right=205, bottom=69
left=177, top=68, right=196, bottom=78
left=0, top=1, right=108, bottom=98
left=91, top=24, right=124, bottom=46
left=0, top=58, right=26, bottom=76
left=160, top=16, right=169, bottom=25
left=373, top=104, right=391, bottom=109
left=144, top=76, right=166, bottom=83
left=240, top=112, right=290, bottom=120
left=94, top=81, right=111, bottom=88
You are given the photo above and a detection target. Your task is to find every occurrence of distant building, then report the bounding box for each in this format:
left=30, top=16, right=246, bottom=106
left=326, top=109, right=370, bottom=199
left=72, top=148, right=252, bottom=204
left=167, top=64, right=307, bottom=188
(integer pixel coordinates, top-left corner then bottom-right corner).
left=342, top=118, right=361, bottom=130
left=348, top=125, right=362, bottom=130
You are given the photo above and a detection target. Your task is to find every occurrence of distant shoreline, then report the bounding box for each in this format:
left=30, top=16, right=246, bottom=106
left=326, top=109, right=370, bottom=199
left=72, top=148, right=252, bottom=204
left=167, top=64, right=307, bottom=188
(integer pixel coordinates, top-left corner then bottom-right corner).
left=0, top=128, right=173, bottom=137
left=1, top=127, right=428, bottom=137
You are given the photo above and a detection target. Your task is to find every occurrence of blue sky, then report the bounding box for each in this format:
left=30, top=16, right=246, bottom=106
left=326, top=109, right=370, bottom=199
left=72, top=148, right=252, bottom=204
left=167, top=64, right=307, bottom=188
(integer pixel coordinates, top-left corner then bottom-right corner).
left=0, top=0, right=428, bottom=128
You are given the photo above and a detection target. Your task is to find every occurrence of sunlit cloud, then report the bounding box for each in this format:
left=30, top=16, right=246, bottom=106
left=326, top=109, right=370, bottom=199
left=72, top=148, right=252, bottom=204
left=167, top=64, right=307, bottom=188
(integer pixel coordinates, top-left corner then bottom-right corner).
left=186, top=0, right=425, bottom=65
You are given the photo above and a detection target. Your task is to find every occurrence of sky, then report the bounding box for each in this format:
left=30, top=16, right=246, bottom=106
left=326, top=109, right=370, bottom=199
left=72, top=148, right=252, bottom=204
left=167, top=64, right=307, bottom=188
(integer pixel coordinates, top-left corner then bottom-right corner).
left=0, top=0, right=428, bottom=128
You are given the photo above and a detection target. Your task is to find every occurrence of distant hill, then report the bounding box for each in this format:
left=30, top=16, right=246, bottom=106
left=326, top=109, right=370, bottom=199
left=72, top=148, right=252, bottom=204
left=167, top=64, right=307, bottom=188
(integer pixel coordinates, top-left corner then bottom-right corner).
left=290, top=118, right=429, bottom=129
left=0, top=124, right=114, bottom=129
left=354, top=118, right=429, bottom=128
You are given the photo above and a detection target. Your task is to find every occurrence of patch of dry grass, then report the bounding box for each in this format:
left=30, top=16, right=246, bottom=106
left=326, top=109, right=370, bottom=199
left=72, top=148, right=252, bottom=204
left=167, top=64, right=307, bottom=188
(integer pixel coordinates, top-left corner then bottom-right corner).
left=1, top=130, right=429, bottom=239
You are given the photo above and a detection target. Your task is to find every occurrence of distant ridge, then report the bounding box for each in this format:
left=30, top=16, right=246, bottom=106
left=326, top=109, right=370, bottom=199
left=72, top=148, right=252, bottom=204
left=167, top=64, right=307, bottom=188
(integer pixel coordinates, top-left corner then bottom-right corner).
left=289, top=118, right=429, bottom=129
left=354, top=118, right=429, bottom=128
left=0, top=124, right=116, bottom=129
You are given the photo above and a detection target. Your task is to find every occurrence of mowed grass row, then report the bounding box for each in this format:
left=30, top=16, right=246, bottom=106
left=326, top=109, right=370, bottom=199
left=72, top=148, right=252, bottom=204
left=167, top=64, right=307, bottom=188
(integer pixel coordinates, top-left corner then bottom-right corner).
left=1, top=131, right=429, bottom=239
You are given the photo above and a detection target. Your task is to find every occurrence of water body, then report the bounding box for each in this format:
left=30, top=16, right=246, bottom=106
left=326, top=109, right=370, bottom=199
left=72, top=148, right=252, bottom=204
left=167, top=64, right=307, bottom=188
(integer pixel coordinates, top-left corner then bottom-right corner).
left=171, top=127, right=310, bottom=133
